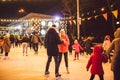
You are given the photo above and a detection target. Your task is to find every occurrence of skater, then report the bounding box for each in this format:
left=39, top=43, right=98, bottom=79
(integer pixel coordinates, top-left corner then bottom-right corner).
left=103, top=35, right=111, bottom=63
left=44, top=24, right=64, bottom=77
left=3, top=33, right=11, bottom=60
left=86, top=45, right=108, bottom=80
left=58, top=29, right=70, bottom=74
left=31, top=31, right=42, bottom=55
left=84, top=37, right=93, bottom=56
left=21, top=34, right=29, bottom=56
left=0, top=36, right=4, bottom=54
left=106, top=28, right=120, bottom=80
left=72, top=39, right=83, bottom=60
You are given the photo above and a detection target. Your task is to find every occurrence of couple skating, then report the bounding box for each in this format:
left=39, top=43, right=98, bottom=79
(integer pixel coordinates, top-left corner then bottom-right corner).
left=44, top=24, right=70, bottom=78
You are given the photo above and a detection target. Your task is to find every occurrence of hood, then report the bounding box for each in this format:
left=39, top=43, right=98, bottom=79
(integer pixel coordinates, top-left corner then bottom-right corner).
left=93, top=45, right=103, bottom=55
left=47, top=27, right=56, bottom=34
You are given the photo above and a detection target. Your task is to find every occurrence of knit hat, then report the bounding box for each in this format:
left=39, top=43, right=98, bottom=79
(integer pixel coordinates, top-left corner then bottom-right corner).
left=52, top=24, right=57, bottom=27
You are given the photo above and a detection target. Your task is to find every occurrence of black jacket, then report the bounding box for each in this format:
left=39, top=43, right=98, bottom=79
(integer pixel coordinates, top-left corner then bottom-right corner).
left=44, top=28, right=63, bottom=56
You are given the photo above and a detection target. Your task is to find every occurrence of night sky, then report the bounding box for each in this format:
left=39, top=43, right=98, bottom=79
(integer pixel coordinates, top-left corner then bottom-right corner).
left=0, top=0, right=61, bottom=18
left=0, top=0, right=120, bottom=42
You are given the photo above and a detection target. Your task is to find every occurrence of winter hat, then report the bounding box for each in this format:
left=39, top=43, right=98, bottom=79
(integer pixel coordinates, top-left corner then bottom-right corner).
left=52, top=24, right=57, bottom=27
left=105, top=35, right=110, bottom=40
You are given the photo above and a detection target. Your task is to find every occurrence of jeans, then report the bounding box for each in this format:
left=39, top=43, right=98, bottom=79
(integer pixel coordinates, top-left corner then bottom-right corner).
left=90, top=74, right=104, bottom=80
left=33, top=43, right=38, bottom=52
left=74, top=52, right=79, bottom=60
left=5, top=52, right=8, bottom=56
left=58, top=52, right=68, bottom=68
left=22, top=43, right=28, bottom=54
left=45, top=56, right=59, bottom=74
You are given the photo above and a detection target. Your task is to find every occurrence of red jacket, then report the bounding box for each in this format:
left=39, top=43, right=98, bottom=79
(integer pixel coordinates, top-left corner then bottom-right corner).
left=86, top=45, right=108, bottom=75
left=0, top=39, right=4, bottom=47
left=72, top=43, right=83, bottom=53
left=58, top=34, right=69, bottom=53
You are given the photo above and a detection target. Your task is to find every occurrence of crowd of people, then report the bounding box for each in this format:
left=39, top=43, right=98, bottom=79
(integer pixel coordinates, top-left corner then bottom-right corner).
left=0, top=24, right=120, bottom=80
left=44, top=24, right=120, bottom=80
left=0, top=31, right=43, bottom=59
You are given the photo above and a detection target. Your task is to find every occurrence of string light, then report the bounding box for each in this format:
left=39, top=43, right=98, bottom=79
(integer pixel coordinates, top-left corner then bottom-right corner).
left=2, top=0, right=6, bottom=2
left=0, top=18, right=42, bottom=22
left=93, top=10, right=96, bottom=13
left=101, top=7, right=105, bottom=12
left=87, top=12, right=90, bottom=15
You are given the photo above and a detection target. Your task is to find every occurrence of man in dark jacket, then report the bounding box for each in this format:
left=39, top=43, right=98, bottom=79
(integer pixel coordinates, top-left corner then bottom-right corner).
left=44, top=24, right=63, bottom=77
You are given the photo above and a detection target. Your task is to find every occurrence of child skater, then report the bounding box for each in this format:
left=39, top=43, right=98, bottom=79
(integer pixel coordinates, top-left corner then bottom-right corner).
left=86, top=45, right=108, bottom=80
left=72, top=39, right=83, bottom=60
left=103, top=35, right=111, bottom=63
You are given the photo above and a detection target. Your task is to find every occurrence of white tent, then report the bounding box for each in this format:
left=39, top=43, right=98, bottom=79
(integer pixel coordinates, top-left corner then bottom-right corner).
left=19, top=13, right=55, bottom=20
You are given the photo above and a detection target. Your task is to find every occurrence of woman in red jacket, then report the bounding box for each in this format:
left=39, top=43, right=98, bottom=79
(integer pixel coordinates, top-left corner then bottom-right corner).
left=86, top=45, right=108, bottom=80
left=58, top=29, right=70, bottom=74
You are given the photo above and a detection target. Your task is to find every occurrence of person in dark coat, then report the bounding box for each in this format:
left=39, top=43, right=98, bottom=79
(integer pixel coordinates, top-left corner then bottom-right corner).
left=10, top=34, right=15, bottom=48
left=86, top=45, right=108, bottom=80
left=44, top=24, right=63, bottom=77
left=84, top=37, right=93, bottom=56
left=0, top=36, right=4, bottom=54
left=4, top=33, right=11, bottom=60
left=106, top=28, right=120, bottom=80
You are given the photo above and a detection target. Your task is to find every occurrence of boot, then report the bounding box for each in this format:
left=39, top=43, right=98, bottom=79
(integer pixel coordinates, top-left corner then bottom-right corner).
left=4, top=56, right=7, bottom=60
left=55, top=73, right=61, bottom=77
left=66, top=67, right=70, bottom=74
left=4, top=56, right=9, bottom=60
left=45, top=71, right=50, bottom=75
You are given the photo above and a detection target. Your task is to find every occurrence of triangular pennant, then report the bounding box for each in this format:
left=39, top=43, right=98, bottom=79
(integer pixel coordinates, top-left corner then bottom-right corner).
left=73, top=20, right=76, bottom=25
left=94, top=15, right=98, bottom=19
left=94, top=16, right=97, bottom=19
left=103, top=13, right=108, bottom=21
left=112, top=10, right=118, bottom=19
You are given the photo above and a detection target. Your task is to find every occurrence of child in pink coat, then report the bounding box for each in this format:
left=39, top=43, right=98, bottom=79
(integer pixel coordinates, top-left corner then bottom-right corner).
left=86, top=45, right=108, bottom=80
left=72, top=39, right=83, bottom=60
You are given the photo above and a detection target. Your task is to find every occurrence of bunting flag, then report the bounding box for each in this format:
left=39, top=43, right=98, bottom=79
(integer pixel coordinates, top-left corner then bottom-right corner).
left=103, top=13, right=108, bottom=21
left=73, top=20, right=76, bottom=25
left=80, top=8, right=119, bottom=22
left=112, top=10, right=118, bottom=19
left=94, top=15, right=98, bottom=19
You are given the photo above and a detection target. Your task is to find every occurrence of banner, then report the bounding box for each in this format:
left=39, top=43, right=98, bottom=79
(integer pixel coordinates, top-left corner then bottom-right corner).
left=73, top=20, right=76, bottom=25
left=94, top=15, right=98, bottom=19
left=103, top=13, right=108, bottom=21
left=112, top=10, right=118, bottom=19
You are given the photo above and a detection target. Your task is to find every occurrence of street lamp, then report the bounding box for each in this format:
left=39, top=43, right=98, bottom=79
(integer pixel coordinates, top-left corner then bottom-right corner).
left=77, top=0, right=81, bottom=39
left=18, top=8, right=25, bottom=13
left=17, top=8, right=27, bottom=18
